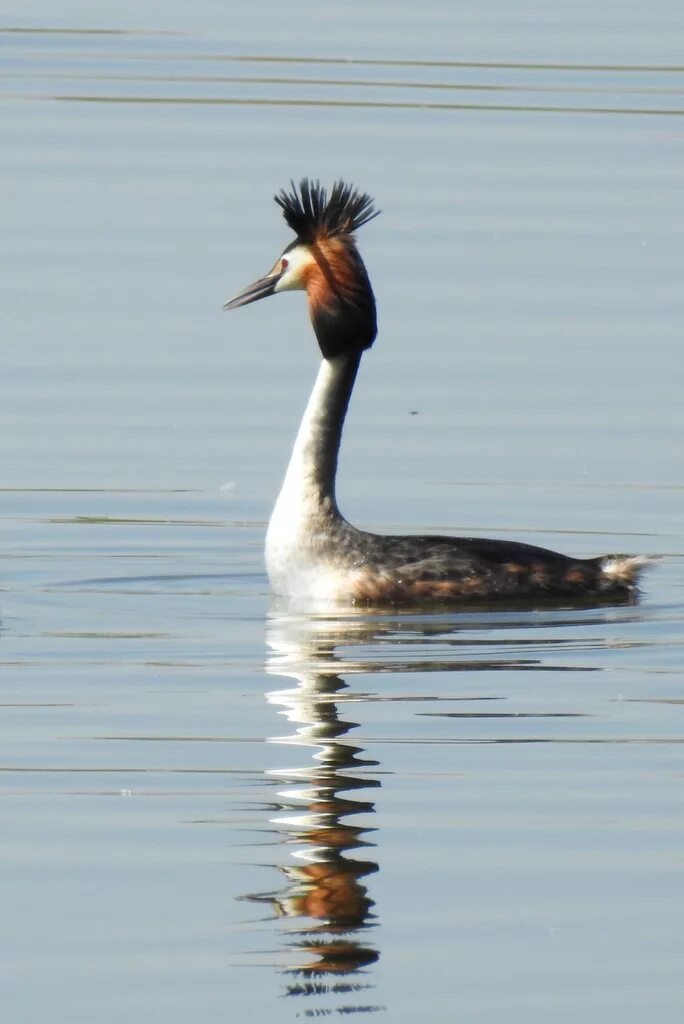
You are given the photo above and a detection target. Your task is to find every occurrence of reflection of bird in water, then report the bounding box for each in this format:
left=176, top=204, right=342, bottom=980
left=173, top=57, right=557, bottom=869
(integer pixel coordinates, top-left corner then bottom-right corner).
left=264, top=672, right=378, bottom=943
left=245, top=604, right=629, bottom=1007
left=226, top=178, right=650, bottom=605
left=242, top=615, right=381, bottom=987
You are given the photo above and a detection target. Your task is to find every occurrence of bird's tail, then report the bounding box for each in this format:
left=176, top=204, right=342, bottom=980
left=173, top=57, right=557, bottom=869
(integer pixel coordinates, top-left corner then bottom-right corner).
left=599, top=554, right=657, bottom=589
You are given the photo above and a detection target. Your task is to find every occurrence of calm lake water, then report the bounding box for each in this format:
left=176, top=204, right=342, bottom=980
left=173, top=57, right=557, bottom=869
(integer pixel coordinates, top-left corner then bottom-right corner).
left=2, top=3, right=684, bottom=1021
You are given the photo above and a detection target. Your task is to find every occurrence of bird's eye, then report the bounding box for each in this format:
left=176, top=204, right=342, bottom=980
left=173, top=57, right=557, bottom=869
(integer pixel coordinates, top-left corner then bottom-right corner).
left=281, top=257, right=289, bottom=271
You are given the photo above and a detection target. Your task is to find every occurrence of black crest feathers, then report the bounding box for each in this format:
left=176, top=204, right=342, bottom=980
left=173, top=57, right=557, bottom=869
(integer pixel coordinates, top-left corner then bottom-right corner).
left=274, top=178, right=380, bottom=243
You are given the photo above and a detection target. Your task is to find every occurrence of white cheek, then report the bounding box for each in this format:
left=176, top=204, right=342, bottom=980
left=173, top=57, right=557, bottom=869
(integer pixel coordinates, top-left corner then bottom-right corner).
left=274, top=269, right=304, bottom=293
left=273, top=246, right=311, bottom=293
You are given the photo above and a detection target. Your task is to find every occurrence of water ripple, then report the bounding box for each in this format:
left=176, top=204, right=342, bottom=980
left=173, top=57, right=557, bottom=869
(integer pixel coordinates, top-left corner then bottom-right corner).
left=3, top=30, right=683, bottom=115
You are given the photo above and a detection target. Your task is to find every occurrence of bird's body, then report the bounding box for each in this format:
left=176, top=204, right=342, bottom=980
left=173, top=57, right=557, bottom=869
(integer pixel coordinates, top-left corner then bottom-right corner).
left=226, top=179, right=649, bottom=605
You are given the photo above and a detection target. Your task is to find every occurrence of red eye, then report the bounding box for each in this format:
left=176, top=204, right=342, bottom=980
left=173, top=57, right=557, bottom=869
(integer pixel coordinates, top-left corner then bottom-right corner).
left=281, top=257, right=289, bottom=270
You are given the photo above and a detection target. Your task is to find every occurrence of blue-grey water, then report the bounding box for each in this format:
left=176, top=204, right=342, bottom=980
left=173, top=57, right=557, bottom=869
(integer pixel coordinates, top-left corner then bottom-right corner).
left=2, top=3, right=684, bottom=1021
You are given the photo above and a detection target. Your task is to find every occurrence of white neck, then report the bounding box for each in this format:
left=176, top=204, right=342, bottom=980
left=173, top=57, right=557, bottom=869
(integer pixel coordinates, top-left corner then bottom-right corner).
left=265, top=349, right=362, bottom=595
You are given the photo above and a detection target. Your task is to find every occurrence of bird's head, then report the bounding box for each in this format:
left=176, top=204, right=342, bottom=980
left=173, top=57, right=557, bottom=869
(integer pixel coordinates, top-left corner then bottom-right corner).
left=225, top=178, right=380, bottom=359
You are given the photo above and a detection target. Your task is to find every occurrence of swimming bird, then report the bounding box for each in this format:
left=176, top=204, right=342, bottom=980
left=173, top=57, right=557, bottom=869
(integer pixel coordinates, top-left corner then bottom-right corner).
left=225, top=178, right=649, bottom=604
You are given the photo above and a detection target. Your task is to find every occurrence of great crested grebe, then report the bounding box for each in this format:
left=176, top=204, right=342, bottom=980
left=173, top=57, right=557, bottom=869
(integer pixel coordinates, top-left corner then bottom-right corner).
left=225, top=178, right=649, bottom=604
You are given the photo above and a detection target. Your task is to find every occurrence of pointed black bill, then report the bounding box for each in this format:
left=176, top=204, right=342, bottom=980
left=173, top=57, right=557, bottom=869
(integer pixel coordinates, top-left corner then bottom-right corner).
left=223, top=271, right=281, bottom=310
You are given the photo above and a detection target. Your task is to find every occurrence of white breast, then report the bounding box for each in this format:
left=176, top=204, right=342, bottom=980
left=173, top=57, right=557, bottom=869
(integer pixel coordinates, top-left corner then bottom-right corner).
left=265, top=484, right=345, bottom=601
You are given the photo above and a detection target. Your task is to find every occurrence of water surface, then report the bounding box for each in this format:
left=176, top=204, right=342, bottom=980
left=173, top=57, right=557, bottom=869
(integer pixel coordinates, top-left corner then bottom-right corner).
left=2, top=4, right=684, bottom=1022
